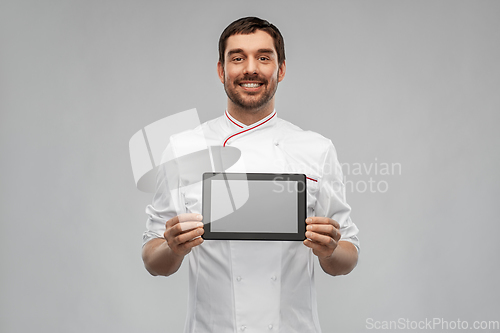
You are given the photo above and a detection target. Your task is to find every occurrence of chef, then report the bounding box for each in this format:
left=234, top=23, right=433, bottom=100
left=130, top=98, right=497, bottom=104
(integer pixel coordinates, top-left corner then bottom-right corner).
left=142, top=16, right=359, bottom=333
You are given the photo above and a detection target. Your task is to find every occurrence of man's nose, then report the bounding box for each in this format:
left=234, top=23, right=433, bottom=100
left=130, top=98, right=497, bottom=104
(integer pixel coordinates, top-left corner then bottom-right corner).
left=243, top=58, right=258, bottom=75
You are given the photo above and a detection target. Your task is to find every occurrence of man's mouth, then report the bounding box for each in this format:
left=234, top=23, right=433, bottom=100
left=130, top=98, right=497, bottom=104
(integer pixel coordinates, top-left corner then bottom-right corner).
left=239, top=82, right=263, bottom=88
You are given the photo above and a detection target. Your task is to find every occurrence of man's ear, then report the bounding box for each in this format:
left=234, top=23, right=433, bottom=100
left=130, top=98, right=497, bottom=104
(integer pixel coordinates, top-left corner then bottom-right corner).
left=217, top=61, right=225, bottom=84
left=278, top=60, right=286, bottom=82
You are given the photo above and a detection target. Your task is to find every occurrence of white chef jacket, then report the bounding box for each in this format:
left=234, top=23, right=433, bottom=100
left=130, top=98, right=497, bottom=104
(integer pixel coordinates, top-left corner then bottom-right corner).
left=144, top=110, right=359, bottom=333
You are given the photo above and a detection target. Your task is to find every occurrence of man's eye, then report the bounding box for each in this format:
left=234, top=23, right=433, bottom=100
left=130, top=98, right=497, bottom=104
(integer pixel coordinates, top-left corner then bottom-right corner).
left=233, top=57, right=243, bottom=62
left=259, top=57, right=269, bottom=61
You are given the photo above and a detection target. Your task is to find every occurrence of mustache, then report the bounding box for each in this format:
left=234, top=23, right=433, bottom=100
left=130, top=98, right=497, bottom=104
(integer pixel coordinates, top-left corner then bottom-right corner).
left=235, top=75, right=268, bottom=84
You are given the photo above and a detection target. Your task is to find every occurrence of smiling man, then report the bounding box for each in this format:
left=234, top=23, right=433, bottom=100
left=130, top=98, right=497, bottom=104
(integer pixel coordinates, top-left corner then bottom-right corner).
left=142, top=17, right=359, bottom=333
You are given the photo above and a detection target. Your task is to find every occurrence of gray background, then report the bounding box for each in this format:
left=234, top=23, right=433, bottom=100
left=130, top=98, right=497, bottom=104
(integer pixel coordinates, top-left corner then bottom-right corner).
left=1, top=0, right=499, bottom=332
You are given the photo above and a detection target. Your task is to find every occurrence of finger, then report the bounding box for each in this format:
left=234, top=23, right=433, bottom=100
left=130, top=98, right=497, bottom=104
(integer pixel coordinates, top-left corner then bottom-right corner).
left=305, top=231, right=335, bottom=247
left=178, top=213, right=203, bottom=223
left=331, top=219, right=340, bottom=229
left=303, top=239, right=331, bottom=257
left=306, top=224, right=336, bottom=236
left=165, top=215, right=180, bottom=228
left=168, top=227, right=204, bottom=246
left=165, top=222, right=201, bottom=242
left=305, top=217, right=340, bottom=229
left=166, top=213, right=203, bottom=228
left=178, top=227, right=204, bottom=244
left=306, top=217, right=328, bottom=224
left=179, top=221, right=204, bottom=232
left=307, top=224, right=341, bottom=241
left=177, top=236, right=204, bottom=252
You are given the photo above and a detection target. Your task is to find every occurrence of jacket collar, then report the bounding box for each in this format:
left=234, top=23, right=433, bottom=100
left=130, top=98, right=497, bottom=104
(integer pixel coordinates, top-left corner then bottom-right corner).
left=223, top=109, right=277, bottom=147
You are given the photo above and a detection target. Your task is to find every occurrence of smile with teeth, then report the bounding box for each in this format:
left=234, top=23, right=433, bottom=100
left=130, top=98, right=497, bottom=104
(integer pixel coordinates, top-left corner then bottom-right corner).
left=240, top=82, right=263, bottom=88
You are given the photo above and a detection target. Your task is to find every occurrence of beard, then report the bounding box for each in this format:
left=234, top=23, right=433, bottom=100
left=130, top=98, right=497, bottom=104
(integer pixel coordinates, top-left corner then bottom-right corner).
left=223, top=73, right=279, bottom=111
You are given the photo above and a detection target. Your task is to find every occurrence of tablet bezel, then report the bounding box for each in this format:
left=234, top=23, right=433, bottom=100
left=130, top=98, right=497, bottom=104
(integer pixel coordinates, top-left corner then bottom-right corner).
left=202, top=172, right=306, bottom=241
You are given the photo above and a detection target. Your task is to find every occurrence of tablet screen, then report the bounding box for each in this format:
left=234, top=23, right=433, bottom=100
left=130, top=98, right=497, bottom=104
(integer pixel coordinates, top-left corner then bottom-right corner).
left=202, top=173, right=306, bottom=241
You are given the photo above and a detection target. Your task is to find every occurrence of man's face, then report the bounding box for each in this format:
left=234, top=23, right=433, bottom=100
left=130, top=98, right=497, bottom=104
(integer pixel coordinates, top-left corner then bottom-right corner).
left=218, top=30, right=286, bottom=112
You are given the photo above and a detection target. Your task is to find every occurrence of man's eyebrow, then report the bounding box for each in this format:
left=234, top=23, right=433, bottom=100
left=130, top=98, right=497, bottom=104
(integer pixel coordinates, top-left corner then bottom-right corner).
left=256, top=48, right=275, bottom=54
left=226, top=48, right=244, bottom=57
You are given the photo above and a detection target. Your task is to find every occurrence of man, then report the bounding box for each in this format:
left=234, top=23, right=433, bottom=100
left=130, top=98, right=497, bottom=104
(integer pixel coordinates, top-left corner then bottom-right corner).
left=142, top=17, right=359, bottom=332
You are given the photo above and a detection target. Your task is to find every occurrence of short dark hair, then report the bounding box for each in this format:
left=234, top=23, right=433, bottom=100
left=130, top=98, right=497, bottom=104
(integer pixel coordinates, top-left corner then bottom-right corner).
left=218, top=17, right=285, bottom=67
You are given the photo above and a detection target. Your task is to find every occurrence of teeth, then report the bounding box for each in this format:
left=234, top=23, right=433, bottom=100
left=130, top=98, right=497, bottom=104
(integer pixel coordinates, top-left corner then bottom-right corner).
left=241, top=83, right=261, bottom=88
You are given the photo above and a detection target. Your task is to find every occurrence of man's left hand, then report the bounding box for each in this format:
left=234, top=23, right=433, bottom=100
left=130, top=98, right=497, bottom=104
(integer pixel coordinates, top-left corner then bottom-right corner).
left=303, top=217, right=341, bottom=259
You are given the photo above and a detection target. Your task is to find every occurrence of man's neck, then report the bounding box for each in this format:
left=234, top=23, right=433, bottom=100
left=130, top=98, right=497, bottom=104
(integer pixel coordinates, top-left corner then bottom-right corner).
left=226, top=101, right=275, bottom=126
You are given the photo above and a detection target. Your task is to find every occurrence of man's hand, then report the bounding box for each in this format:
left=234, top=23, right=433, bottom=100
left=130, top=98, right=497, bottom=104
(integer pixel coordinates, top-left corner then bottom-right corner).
left=303, top=216, right=358, bottom=276
left=303, top=217, right=341, bottom=259
left=164, top=213, right=205, bottom=257
left=142, top=213, right=205, bottom=276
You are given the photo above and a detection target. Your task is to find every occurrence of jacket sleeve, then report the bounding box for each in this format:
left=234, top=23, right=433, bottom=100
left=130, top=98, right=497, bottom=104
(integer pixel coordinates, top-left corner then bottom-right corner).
left=143, top=140, right=185, bottom=246
left=315, top=141, right=360, bottom=252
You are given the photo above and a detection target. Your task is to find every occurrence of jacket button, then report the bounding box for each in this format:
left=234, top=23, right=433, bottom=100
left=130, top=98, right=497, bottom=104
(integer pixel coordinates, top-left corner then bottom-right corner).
left=236, top=276, right=242, bottom=282
left=268, top=324, right=273, bottom=329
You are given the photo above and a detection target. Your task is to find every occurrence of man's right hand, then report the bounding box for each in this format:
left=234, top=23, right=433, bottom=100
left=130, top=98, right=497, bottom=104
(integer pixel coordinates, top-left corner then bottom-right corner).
left=142, top=213, right=204, bottom=276
left=164, top=213, right=205, bottom=257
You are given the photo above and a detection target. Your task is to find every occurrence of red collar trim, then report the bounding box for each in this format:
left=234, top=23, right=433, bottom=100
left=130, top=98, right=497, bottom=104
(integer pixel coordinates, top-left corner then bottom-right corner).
left=223, top=111, right=277, bottom=147
left=225, top=110, right=244, bottom=128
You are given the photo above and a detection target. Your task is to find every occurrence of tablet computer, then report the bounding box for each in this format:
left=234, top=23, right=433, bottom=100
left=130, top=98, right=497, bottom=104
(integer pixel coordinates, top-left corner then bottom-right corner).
left=202, top=172, right=306, bottom=241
